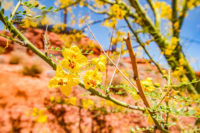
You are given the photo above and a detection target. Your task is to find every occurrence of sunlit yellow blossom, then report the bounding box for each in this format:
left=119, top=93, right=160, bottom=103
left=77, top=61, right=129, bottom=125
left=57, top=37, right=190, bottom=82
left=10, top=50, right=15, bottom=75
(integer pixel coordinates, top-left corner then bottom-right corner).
left=164, top=37, right=179, bottom=55
left=40, top=16, right=50, bottom=26
left=112, top=31, right=126, bottom=45
left=32, top=108, right=48, bottom=123
left=155, top=2, right=172, bottom=19
left=22, top=18, right=38, bottom=28
left=61, top=45, right=87, bottom=73
left=187, top=0, right=196, bottom=10
left=102, top=19, right=117, bottom=28
left=82, top=99, right=95, bottom=109
left=58, top=0, right=73, bottom=8
left=173, top=66, right=185, bottom=78
left=141, top=78, right=155, bottom=91
left=171, top=37, right=179, bottom=45
left=52, top=23, right=67, bottom=32
left=91, top=55, right=106, bottom=72
left=48, top=65, right=79, bottom=96
left=65, top=97, right=77, bottom=105
left=83, top=69, right=102, bottom=89
left=110, top=4, right=126, bottom=19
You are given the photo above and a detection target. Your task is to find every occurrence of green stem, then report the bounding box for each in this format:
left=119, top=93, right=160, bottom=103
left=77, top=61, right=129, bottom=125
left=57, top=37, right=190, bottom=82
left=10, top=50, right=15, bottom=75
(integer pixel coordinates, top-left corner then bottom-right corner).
left=79, top=83, right=145, bottom=111
left=9, top=0, right=21, bottom=22
left=0, top=11, right=57, bottom=70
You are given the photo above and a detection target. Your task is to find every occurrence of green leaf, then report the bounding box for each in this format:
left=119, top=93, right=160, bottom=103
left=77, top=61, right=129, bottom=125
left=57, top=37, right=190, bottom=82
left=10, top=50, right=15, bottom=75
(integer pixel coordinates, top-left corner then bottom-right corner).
left=24, top=2, right=28, bottom=5
left=26, top=14, right=32, bottom=17
left=55, top=47, right=60, bottom=51
left=51, top=47, right=54, bottom=50
left=40, top=6, right=46, bottom=10
left=54, top=8, right=59, bottom=12
left=35, top=15, right=41, bottom=19
left=48, top=6, right=53, bottom=11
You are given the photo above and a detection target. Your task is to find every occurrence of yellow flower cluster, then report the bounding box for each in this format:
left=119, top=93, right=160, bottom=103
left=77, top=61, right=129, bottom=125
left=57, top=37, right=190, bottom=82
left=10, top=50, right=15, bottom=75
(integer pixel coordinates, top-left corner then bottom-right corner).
left=110, top=4, right=126, bottom=19
left=57, top=0, right=73, bottom=8
left=32, top=108, right=48, bottom=123
left=102, top=19, right=118, bottom=29
left=83, top=69, right=102, bottom=89
left=155, top=2, right=172, bottom=19
left=91, top=55, right=106, bottom=72
left=188, top=0, right=200, bottom=10
left=141, top=78, right=155, bottom=92
left=52, top=23, right=67, bottom=32
left=112, top=31, right=126, bottom=45
left=22, top=18, right=38, bottom=28
left=49, top=45, right=105, bottom=96
left=164, top=37, right=179, bottom=56
left=48, top=65, right=80, bottom=96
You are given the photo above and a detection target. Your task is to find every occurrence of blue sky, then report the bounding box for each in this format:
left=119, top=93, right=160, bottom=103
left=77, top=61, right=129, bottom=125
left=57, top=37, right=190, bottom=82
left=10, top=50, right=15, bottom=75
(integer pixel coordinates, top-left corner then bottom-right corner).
left=1, top=0, right=200, bottom=70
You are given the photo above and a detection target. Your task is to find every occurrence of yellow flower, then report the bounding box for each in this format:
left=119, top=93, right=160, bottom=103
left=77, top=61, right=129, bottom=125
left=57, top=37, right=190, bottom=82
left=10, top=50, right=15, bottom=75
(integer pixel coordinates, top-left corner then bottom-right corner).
left=155, top=2, right=172, bottom=19
left=91, top=55, right=106, bottom=72
left=82, top=99, right=95, bottom=109
left=32, top=108, right=48, bottom=123
left=83, top=70, right=102, bottom=89
left=141, top=78, right=155, bottom=92
left=61, top=45, right=87, bottom=73
left=171, top=37, right=179, bottom=45
left=102, top=19, right=117, bottom=28
left=112, top=31, right=126, bottom=45
left=48, top=65, right=79, bottom=96
left=110, top=4, right=126, bottom=19
left=58, top=0, right=73, bottom=8
left=65, top=97, right=77, bottom=105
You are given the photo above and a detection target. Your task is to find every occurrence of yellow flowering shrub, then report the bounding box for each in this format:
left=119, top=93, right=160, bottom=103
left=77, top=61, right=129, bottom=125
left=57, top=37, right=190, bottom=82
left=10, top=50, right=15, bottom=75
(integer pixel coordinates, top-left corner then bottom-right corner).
left=110, top=4, right=126, bottom=19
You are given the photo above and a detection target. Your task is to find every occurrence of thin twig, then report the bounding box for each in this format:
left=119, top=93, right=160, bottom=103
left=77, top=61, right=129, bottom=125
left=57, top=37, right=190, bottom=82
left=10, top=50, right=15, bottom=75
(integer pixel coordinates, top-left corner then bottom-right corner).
left=106, top=49, right=121, bottom=95
left=166, top=69, right=171, bottom=129
left=0, top=33, right=27, bottom=46
left=105, top=28, right=114, bottom=86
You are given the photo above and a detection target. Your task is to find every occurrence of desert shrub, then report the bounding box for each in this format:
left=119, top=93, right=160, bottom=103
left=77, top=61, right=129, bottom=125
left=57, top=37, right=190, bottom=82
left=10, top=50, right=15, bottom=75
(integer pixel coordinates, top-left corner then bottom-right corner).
left=9, top=55, right=21, bottom=64
left=22, top=64, right=42, bottom=77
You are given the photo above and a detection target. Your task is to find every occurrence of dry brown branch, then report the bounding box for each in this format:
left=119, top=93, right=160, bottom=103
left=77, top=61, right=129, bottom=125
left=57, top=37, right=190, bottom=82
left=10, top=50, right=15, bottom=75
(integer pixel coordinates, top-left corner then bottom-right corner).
left=124, top=32, right=168, bottom=133
left=124, top=32, right=150, bottom=108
